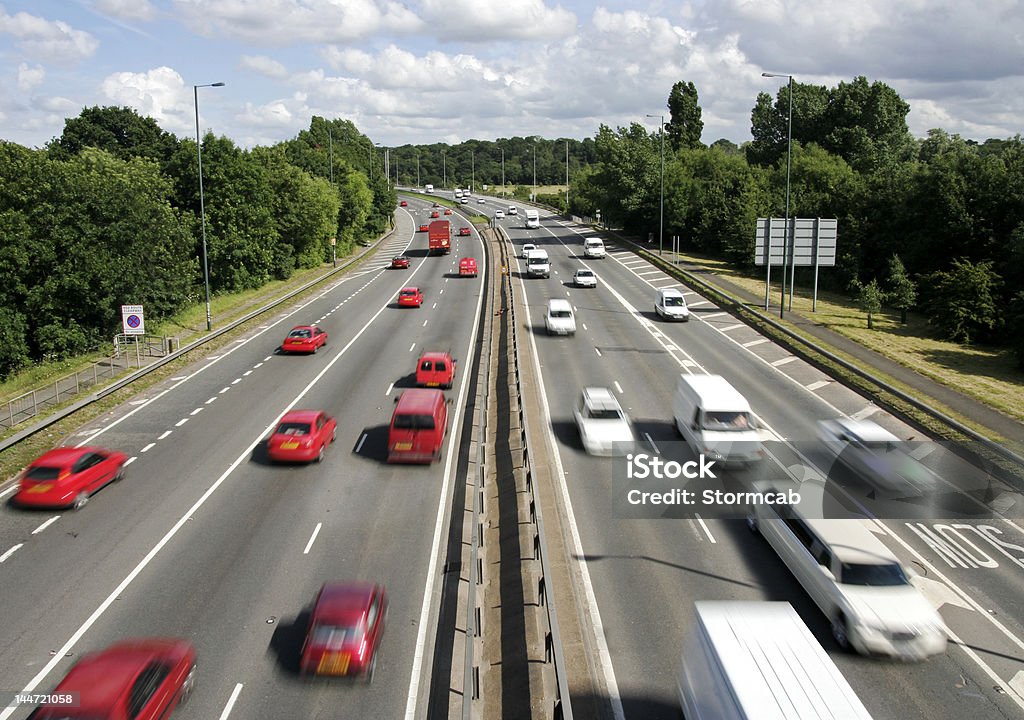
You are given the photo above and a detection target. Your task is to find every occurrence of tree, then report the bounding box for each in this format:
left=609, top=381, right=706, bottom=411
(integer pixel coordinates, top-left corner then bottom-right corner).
left=49, top=106, right=179, bottom=164
left=1006, top=292, right=1024, bottom=368
left=920, top=259, right=1001, bottom=344
left=853, top=279, right=884, bottom=329
left=666, top=81, right=704, bottom=151
left=885, top=255, right=917, bottom=324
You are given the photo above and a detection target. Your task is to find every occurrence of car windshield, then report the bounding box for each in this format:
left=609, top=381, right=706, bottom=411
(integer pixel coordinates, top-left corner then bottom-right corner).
left=550, top=310, right=572, bottom=319
left=577, top=271, right=593, bottom=277
left=663, top=296, right=685, bottom=307
left=289, top=329, right=312, bottom=338
left=702, top=411, right=752, bottom=431
left=840, top=562, right=909, bottom=586
left=394, top=414, right=436, bottom=430
left=587, top=408, right=623, bottom=421
left=276, top=422, right=311, bottom=436
left=310, top=623, right=363, bottom=648
left=26, top=466, right=61, bottom=480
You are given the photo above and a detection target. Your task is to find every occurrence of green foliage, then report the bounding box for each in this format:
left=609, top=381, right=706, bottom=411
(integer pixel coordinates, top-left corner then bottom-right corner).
left=0, top=308, right=30, bottom=379
left=885, top=255, right=917, bottom=323
left=852, top=278, right=884, bottom=329
left=49, top=106, right=179, bottom=164
left=921, top=259, right=1001, bottom=344
left=666, top=81, right=704, bottom=151
left=1006, top=292, right=1024, bottom=368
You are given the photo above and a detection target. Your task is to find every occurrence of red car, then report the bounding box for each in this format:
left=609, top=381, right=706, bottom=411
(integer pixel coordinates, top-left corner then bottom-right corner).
left=459, top=257, right=478, bottom=277
left=391, top=255, right=410, bottom=269
left=418, top=224, right=429, bottom=233
left=400, top=200, right=408, bottom=207
left=398, top=287, right=423, bottom=307
left=267, top=410, right=337, bottom=463
left=416, top=351, right=456, bottom=389
left=34, top=638, right=196, bottom=720
left=457, top=227, right=471, bottom=236
left=443, top=208, right=453, bottom=215
left=301, top=582, right=387, bottom=681
left=14, top=446, right=127, bottom=510
left=430, top=210, right=440, bottom=218
left=281, top=325, right=327, bottom=354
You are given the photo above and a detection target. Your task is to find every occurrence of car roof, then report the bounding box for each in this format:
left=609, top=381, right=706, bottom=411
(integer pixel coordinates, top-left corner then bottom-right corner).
left=658, top=287, right=685, bottom=298
left=314, top=582, right=380, bottom=625
left=55, top=639, right=191, bottom=710
left=547, top=298, right=573, bottom=311
left=419, top=351, right=451, bottom=361
left=278, top=409, right=322, bottom=424
left=581, top=387, right=621, bottom=411
left=575, top=268, right=594, bottom=274
left=460, top=257, right=476, bottom=262
left=804, top=518, right=901, bottom=565
left=830, top=418, right=900, bottom=443
left=395, top=388, right=444, bottom=413
left=31, top=447, right=91, bottom=466
left=400, top=286, right=421, bottom=292
left=290, top=324, right=316, bottom=331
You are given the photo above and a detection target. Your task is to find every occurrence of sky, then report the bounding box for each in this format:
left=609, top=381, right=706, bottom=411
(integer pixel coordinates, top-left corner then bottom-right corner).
left=1, top=0, right=1021, bottom=151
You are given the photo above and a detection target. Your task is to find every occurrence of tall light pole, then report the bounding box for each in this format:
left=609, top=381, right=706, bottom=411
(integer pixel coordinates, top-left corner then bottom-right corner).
left=646, top=114, right=665, bottom=258
left=500, top=147, right=505, bottom=198
left=762, top=72, right=794, bottom=318
left=416, top=153, right=420, bottom=188
left=442, top=150, right=446, bottom=190
left=193, top=81, right=224, bottom=332
left=564, top=140, right=569, bottom=211
left=327, top=126, right=334, bottom=184
left=533, top=140, right=537, bottom=201
left=471, top=149, right=475, bottom=193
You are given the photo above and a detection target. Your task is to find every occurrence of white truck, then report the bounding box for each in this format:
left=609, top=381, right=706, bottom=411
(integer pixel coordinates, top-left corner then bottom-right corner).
left=526, top=248, right=550, bottom=278
left=525, top=208, right=540, bottom=229
left=673, top=374, right=763, bottom=465
left=424, top=183, right=434, bottom=193
left=678, top=601, right=874, bottom=720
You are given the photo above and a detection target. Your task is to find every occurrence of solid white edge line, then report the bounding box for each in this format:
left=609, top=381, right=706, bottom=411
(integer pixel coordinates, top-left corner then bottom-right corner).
left=693, top=513, right=717, bottom=544
left=0, top=544, right=23, bottom=563
left=403, top=229, right=486, bottom=720
left=32, top=516, right=60, bottom=535
left=217, top=683, right=244, bottom=720
left=303, top=523, right=323, bottom=555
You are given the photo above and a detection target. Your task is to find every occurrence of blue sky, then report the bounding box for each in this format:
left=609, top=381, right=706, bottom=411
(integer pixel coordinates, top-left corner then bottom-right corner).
left=2, top=0, right=1021, bottom=150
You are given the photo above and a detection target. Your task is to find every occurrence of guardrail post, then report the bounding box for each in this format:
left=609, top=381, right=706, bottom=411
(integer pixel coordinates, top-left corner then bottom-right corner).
left=32, top=390, right=37, bottom=416
left=8, top=400, right=13, bottom=428
left=54, top=380, right=60, bottom=404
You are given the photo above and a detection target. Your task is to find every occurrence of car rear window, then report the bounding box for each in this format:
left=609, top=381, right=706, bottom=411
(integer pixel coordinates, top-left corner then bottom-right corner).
left=289, top=329, right=312, bottom=338
left=26, top=466, right=61, bottom=480
left=311, top=623, right=363, bottom=647
left=587, top=408, right=623, bottom=420
left=840, top=562, right=908, bottom=586
left=550, top=310, right=572, bottom=318
left=393, top=414, right=436, bottom=430
left=276, top=422, right=311, bottom=436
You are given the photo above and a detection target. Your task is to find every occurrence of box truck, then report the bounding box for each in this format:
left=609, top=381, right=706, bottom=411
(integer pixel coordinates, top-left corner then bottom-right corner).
left=673, top=374, right=763, bottom=464
left=428, top=220, right=451, bottom=255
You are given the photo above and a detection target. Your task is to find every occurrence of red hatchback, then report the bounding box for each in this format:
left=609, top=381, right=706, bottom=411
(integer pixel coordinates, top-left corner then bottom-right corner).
left=416, top=351, right=456, bottom=389
left=459, top=257, right=478, bottom=277
left=281, top=325, right=327, bottom=354
left=34, top=638, right=196, bottom=720
left=397, top=287, right=423, bottom=307
left=267, top=410, right=337, bottom=463
left=399, top=200, right=408, bottom=206
left=443, top=208, right=453, bottom=215
left=457, top=226, right=471, bottom=236
left=390, top=255, right=410, bottom=269
left=301, top=582, right=387, bottom=681
left=15, top=446, right=127, bottom=510
left=430, top=210, right=440, bottom=218
left=418, top=224, right=429, bottom=233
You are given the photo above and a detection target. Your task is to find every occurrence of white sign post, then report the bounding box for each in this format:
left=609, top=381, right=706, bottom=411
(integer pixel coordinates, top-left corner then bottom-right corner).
left=121, top=305, right=145, bottom=336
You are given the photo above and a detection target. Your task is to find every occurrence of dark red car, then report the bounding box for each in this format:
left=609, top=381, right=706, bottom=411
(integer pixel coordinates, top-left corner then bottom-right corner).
left=399, top=200, right=408, bottom=207
left=459, top=257, right=478, bottom=277
left=418, top=224, right=429, bottom=233
left=430, top=210, right=440, bottom=218
left=457, top=227, right=471, bottom=236
left=14, top=446, right=127, bottom=510
left=267, top=410, right=337, bottom=463
left=416, top=351, right=456, bottom=389
left=281, top=325, right=327, bottom=354
left=301, top=582, right=387, bottom=681
left=397, top=287, right=423, bottom=307
left=443, top=208, right=453, bottom=215
left=390, top=255, right=410, bottom=269
left=34, top=638, right=196, bottom=720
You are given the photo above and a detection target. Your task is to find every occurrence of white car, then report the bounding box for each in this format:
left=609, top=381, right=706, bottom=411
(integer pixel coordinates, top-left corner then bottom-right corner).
left=817, top=419, right=938, bottom=495
left=494, top=209, right=504, bottom=219
left=574, top=387, right=635, bottom=456
left=573, top=269, right=597, bottom=288
left=507, top=206, right=518, bottom=215
left=655, top=288, right=690, bottom=321
left=478, top=197, right=486, bottom=204
left=521, top=243, right=537, bottom=259
left=544, top=299, right=576, bottom=335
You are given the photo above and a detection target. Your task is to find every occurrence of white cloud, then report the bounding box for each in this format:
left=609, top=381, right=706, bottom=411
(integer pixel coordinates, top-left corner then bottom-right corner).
left=419, top=0, right=576, bottom=41
left=94, top=0, right=157, bottom=22
left=99, top=66, right=195, bottom=134
left=0, top=8, right=99, bottom=64
left=17, top=63, right=45, bottom=92
left=240, top=54, right=288, bottom=79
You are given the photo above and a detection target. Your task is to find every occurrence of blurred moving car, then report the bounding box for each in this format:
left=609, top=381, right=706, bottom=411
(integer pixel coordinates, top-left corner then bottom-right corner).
left=301, top=582, right=387, bottom=681
left=458, top=226, right=471, bottom=236
left=399, top=200, right=408, bottom=207
left=817, top=418, right=939, bottom=494
left=461, top=197, right=469, bottom=204
left=267, top=410, right=337, bottom=463
left=430, top=210, right=440, bottom=218
left=390, top=255, right=410, bottom=269
left=388, top=389, right=448, bottom=463
left=34, top=638, right=196, bottom=719
left=573, top=268, right=597, bottom=288
left=507, top=206, right=518, bottom=215
left=477, top=197, right=486, bottom=204
left=398, top=287, right=424, bottom=307
left=418, top=224, right=429, bottom=233
left=574, top=387, right=635, bottom=455
left=459, top=257, right=478, bottom=277
left=14, top=446, right=127, bottom=510
left=416, top=351, right=456, bottom=389
left=494, top=209, right=504, bottom=219
left=545, top=298, right=576, bottom=335
left=443, top=208, right=453, bottom=215
left=281, top=325, right=328, bottom=354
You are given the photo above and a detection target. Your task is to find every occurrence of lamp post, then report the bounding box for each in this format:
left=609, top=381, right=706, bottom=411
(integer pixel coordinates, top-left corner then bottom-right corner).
left=564, top=140, right=569, bottom=211
left=500, top=147, right=505, bottom=198
left=416, top=153, right=420, bottom=188
left=646, top=114, right=665, bottom=258
left=327, top=126, right=334, bottom=184
left=471, top=149, right=475, bottom=193
left=442, top=150, right=446, bottom=190
left=762, top=72, right=794, bottom=318
left=193, top=81, right=224, bottom=332
left=533, top=140, right=537, bottom=201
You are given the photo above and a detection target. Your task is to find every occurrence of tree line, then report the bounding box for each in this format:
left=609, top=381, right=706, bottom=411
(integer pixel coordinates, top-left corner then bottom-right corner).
left=0, top=109, right=396, bottom=378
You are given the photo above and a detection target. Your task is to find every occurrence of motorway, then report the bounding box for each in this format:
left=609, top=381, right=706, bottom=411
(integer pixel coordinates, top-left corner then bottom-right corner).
left=0, top=198, right=485, bottom=720
left=494, top=204, right=1024, bottom=720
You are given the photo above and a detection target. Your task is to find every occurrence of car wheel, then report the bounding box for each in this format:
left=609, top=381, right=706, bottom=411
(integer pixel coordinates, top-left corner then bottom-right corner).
left=831, top=615, right=851, bottom=650
left=180, top=664, right=197, bottom=704
left=72, top=492, right=89, bottom=511
left=317, top=445, right=325, bottom=463
left=113, top=468, right=126, bottom=482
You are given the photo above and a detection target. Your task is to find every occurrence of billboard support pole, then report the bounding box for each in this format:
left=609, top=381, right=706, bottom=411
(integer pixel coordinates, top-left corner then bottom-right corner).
left=764, top=217, right=773, bottom=310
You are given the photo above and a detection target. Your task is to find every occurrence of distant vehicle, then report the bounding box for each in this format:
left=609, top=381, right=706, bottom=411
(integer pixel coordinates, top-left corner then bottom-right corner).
left=424, top=183, right=434, bottom=193
left=432, top=202, right=440, bottom=208
left=583, top=237, right=606, bottom=258
left=817, top=418, right=939, bottom=494
left=459, top=257, right=478, bottom=277
left=267, top=409, right=337, bottom=463
left=655, top=288, right=690, bottom=321
left=457, top=226, right=471, bottom=236
left=443, top=208, right=453, bottom=215
left=573, top=268, right=597, bottom=288
left=526, top=248, right=550, bottom=278
left=388, top=388, right=449, bottom=464
left=301, top=582, right=387, bottom=681
left=574, top=387, right=635, bottom=455
left=430, top=210, right=440, bottom=218
left=507, top=205, right=518, bottom=215
left=34, top=638, right=196, bottom=720
left=521, top=243, right=537, bottom=259
left=524, top=208, right=540, bottom=228
left=545, top=298, right=576, bottom=335
left=673, top=374, right=763, bottom=465
left=280, top=324, right=328, bottom=354
left=454, top=189, right=463, bottom=198
left=398, top=286, right=424, bottom=307
left=461, top=197, right=469, bottom=204
left=418, top=224, right=429, bottom=233
left=14, top=446, right=127, bottom=511
left=428, top=220, right=451, bottom=254
left=390, top=255, right=410, bottom=269
left=416, top=351, right=456, bottom=389
left=477, top=197, right=486, bottom=204
left=399, top=200, right=408, bottom=207
left=494, top=209, right=504, bottom=219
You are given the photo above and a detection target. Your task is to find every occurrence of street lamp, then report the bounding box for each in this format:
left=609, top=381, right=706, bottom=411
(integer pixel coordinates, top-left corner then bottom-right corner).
left=533, top=140, right=537, bottom=201
left=762, top=72, right=794, bottom=318
left=416, top=153, right=420, bottom=188
left=646, top=114, right=665, bottom=258
left=565, top=140, right=569, bottom=211
left=327, top=126, right=334, bottom=184
left=500, top=147, right=505, bottom=198
left=193, top=81, right=225, bottom=332
left=442, top=150, right=446, bottom=190
left=471, top=149, right=475, bottom=193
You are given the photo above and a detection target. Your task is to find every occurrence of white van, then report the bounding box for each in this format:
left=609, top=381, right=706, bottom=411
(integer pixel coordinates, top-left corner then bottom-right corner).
left=673, top=374, right=763, bottom=464
left=656, top=288, right=689, bottom=321
left=544, top=299, right=576, bottom=335
left=583, top=237, right=606, bottom=258
left=679, top=601, right=875, bottom=720
left=525, top=208, right=540, bottom=229
left=749, top=484, right=948, bottom=660
left=507, top=205, right=518, bottom=215
left=424, top=184, right=434, bottom=193
left=527, top=249, right=550, bottom=278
